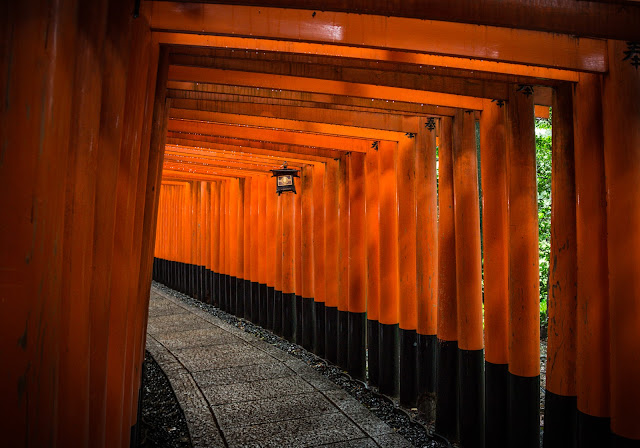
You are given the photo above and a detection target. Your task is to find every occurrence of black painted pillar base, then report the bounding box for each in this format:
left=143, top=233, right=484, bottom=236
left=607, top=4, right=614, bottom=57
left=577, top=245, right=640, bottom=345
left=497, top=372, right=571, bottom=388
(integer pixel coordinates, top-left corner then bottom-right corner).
left=220, top=274, right=228, bottom=311
left=611, top=433, right=640, bottom=448
left=203, top=268, right=211, bottom=303
left=577, top=411, right=610, bottom=448
left=416, top=334, right=436, bottom=418
left=379, top=323, right=399, bottom=397
left=400, top=329, right=418, bottom=408
left=458, top=348, right=485, bottom=448
left=243, top=280, right=251, bottom=320
left=542, top=390, right=576, bottom=448
left=129, top=362, right=144, bottom=448
left=337, top=310, right=349, bottom=370
left=314, top=301, right=326, bottom=358
left=193, top=265, right=202, bottom=300
left=348, top=312, right=366, bottom=381
left=259, top=284, right=268, bottom=327
left=251, top=282, right=260, bottom=324
left=266, top=286, right=275, bottom=330
left=508, top=373, right=540, bottom=448
left=302, top=297, right=315, bottom=352
left=229, top=275, right=237, bottom=315
left=436, top=338, right=459, bottom=441
left=295, top=295, right=303, bottom=344
left=282, top=292, right=296, bottom=342
left=367, top=320, right=380, bottom=387
left=226, top=274, right=232, bottom=312
left=212, top=272, right=219, bottom=307
left=486, top=361, right=508, bottom=448
left=235, top=278, right=245, bottom=317
left=273, top=290, right=283, bottom=336
left=325, top=306, right=338, bottom=364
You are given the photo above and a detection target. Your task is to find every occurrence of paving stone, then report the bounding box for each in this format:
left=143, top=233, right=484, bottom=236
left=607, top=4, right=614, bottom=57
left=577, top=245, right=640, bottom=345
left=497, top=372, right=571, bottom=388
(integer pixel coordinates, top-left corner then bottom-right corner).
left=173, top=343, right=275, bottom=372
left=167, top=371, right=226, bottom=448
left=192, top=362, right=296, bottom=387
left=155, top=327, right=243, bottom=350
left=317, top=438, right=379, bottom=447
left=224, top=412, right=366, bottom=448
left=148, top=302, right=190, bottom=318
left=323, top=390, right=394, bottom=437
left=147, top=313, right=210, bottom=334
left=145, top=336, right=184, bottom=374
left=248, top=339, right=293, bottom=361
left=202, top=375, right=315, bottom=405
left=372, top=432, right=413, bottom=448
left=213, top=391, right=336, bottom=430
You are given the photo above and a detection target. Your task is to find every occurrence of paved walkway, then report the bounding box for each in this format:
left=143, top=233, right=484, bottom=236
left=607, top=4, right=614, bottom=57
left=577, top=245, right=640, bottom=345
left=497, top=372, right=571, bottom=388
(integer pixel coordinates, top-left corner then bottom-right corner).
left=146, top=286, right=412, bottom=448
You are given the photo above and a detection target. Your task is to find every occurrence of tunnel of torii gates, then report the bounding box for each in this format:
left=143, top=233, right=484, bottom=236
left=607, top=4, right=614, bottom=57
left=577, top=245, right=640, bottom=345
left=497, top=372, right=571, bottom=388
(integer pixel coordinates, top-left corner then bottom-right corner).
left=2, top=0, right=640, bottom=447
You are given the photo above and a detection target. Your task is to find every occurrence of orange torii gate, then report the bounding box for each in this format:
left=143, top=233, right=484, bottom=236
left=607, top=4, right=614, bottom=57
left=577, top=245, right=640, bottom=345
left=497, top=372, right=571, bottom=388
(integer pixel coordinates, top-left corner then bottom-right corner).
left=2, top=1, right=640, bottom=448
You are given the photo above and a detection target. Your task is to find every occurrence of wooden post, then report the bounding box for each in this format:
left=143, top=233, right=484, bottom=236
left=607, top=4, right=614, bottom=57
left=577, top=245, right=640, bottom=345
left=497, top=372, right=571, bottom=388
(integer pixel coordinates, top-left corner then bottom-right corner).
left=544, top=84, right=578, bottom=448
left=313, top=164, right=327, bottom=356
left=259, top=175, right=268, bottom=326
left=436, top=116, right=459, bottom=441
left=507, top=84, right=540, bottom=448
left=602, top=39, right=640, bottom=444
left=348, top=152, right=367, bottom=380
left=325, top=159, right=340, bottom=363
left=480, top=99, right=509, bottom=447
left=282, top=186, right=296, bottom=341
left=378, top=141, right=400, bottom=397
left=398, top=134, right=419, bottom=407
left=337, top=154, right=350, bottom=369
left=416, top=117, right=438, bottom=417
left=302, top=165, right=316, bottom=351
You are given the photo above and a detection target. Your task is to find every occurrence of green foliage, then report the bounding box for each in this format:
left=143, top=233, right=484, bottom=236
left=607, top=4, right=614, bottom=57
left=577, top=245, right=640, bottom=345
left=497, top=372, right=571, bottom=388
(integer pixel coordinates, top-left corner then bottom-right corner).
left=535, top=115, right=552, bottom=327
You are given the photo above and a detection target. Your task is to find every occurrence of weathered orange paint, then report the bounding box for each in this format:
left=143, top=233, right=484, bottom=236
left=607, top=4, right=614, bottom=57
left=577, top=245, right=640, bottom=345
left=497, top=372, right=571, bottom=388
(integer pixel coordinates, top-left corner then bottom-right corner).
left=452, top=110, right=483, bottom=351
left=416, top=118, right=438, bottom=336
left=169, top=66, right=484, bottom=111
left=348, top=153, right=366, bottom=314
left=313, top=165, right=326, bottom=303
left=338, top=155, right=350, bottom=313
left=602, top=40, right=640, bottom=441
left=282, top=191, right=296, bottom=295
left=573, top=73, right=610, bottom=420
left=437, top=117, right=457, bottom=342
left=266, top=176, right=278, bottom=288
left=480, top=100, right=509, bottom=365
left=378, top=142, right=400, bottom=325
left=398, top=136, right=418, bottom=330
left=325, top=160, right=340, bottom=309
left=546, top=84, right=577, bottom=397
left=275, top=191, right=283, bottom=293
left=244, top=178, right=253, bottom=283
left=302, top=166, right=315, bottom=299
left=258, top=176, right=268, bottom=285
left=365, top=150, right=380, bottom=322
left=507, top=85, right=540, bottom=378
left=147, top=2, right=607, bottom=71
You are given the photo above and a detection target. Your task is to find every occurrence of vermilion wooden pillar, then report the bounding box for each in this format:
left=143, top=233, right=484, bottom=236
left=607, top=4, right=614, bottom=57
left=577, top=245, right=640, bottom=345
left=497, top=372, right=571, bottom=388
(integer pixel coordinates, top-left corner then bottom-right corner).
left=324, top=159, right=340, bottom=363
left=251, top=175, right=260, bottom=320
left=212, top=181, right=221, bottom=307
left=416, top=117, right=438, bottom=417
left=294, top=175, right=303, bottom=343
left=259, top=175, right=269, bottom=326
left=480, top=99, right=509, bottom=448
left=398, top=134, right=419, bottom=407
left=274, top=191, right=284, bottom=335
left=313, top=164, right=326, bottom=356
left=507, top=84, right=540, bottom=448
left=365, top=149, right=381, bottom=387
left=452, top=110, right=485, bottom=447
left=236, top=179, right=245, bottom=316
left=282, top=183, right=296, bottom=341
left=348, top=152, right=366, bottom=380
left=243, top=177, right=253, bottom=318
left=436, top=116, right=459, bottom=441
left=602, top=39, right=640, bottom=445
left=337, top=154, right=350, bottom=369
left=301, top=165, right=316, bottom=351
left=266, top=176, right=278, bottom=330
left=378, top=141, right=400, bottom=397
left=570, top=74, right=611, bottom=448
left=544, top=84, right=578, bottom=448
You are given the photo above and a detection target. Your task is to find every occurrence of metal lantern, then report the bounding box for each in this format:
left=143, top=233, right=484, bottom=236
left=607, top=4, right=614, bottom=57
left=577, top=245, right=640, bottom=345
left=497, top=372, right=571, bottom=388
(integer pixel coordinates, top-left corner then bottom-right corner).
left=271, top=161, right=299, bottom=195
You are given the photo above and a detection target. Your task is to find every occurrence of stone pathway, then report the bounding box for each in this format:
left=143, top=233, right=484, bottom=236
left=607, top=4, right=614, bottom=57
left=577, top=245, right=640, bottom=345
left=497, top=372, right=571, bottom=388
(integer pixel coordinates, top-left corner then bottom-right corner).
left=146, top=286, right=412, bottom=448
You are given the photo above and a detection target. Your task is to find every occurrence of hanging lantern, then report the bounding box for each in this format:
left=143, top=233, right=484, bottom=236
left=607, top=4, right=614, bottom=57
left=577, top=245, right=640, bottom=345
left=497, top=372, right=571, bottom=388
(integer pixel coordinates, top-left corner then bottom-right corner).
left=271, top=161, right=299, bottom=195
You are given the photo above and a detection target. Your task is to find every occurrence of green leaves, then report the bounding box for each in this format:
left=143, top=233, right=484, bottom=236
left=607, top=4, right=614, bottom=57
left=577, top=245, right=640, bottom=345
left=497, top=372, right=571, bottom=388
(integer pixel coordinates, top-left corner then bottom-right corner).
left=535, top=116, right=552, bottom=327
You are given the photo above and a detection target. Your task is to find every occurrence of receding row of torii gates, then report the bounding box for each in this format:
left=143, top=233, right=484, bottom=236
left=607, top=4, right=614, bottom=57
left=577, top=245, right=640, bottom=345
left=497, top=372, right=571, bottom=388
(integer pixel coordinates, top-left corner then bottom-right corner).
left=154, top=68, right=639, bottom=446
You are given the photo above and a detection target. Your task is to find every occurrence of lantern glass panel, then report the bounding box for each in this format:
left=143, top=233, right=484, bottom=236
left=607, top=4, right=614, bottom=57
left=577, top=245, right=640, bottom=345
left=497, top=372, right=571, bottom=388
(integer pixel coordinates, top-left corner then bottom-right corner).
left=278, top=175, right=293, bottom=187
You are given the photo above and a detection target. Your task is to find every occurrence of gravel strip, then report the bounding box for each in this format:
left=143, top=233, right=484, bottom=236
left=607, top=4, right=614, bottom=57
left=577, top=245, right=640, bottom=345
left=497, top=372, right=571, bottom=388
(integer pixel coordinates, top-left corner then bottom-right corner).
left=139, top=351, right=192, bottom=448
left=152, top=282, right=449, bottom=448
